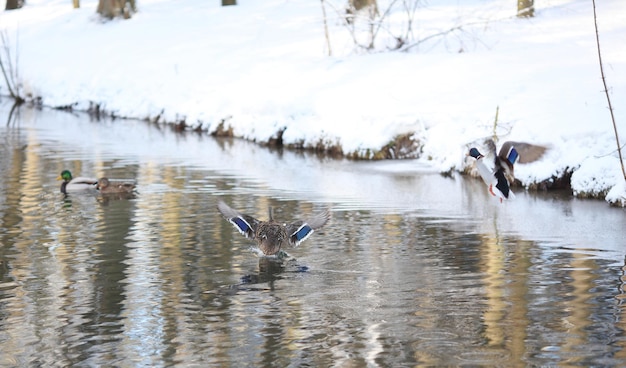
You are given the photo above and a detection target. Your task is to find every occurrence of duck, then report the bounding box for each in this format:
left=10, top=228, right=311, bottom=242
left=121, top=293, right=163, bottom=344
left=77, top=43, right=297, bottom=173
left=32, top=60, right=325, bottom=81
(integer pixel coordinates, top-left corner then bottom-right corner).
left=468, top=139, right=547, bottom=202
left=217, top=200, right=331, bottom=256
left=57, top=170, right=98, bottom=194
left=96, top=177, right=136, bottom=194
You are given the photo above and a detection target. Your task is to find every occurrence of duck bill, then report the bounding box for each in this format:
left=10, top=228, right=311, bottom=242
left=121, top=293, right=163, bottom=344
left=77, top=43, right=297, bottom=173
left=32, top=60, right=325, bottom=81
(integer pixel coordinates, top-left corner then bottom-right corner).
left=56, top=175, right=63, bottom=181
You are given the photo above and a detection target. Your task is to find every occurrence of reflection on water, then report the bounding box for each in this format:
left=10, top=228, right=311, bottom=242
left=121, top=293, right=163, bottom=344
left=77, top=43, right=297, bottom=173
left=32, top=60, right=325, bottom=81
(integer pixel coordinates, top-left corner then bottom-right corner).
left=0, top=103, right=625, bottom=366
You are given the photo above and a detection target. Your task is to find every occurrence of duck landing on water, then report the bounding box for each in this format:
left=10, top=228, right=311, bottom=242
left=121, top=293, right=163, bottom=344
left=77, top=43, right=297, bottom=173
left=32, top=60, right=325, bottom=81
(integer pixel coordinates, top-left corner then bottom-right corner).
left=217, top=200, right=331, bottom=256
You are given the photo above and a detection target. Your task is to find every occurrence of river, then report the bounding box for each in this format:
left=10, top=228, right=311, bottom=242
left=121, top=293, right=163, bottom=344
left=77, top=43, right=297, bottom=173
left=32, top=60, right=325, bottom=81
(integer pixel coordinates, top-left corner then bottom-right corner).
left=0, top=102, right=625, bottom=366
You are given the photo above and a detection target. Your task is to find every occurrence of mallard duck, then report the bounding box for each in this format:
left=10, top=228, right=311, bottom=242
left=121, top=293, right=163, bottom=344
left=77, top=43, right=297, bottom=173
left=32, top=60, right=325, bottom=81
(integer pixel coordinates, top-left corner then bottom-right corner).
left=468, top=139, right=547, bottom=202
left=217, top=200, right=331, bottom=256
left=57, top=170, right=98, bottom=194
left=97, top=177, right=136, bottom=194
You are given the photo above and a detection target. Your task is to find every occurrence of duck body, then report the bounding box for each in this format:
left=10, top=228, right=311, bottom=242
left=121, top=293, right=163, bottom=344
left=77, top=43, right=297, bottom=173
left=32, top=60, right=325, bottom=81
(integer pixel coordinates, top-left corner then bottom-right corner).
left=469, top=147, right=514, bottom=202
left=97, top=177, right=136, bottom=194
left=217, top=201, right=331, bottom=256
left=57, top=170, right=98, bottom=194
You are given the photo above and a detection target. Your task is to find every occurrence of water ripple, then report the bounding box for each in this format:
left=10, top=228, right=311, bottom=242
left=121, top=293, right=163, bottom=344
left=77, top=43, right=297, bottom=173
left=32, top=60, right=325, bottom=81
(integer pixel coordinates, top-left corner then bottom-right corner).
left=1, top=106, right=625, bottom=366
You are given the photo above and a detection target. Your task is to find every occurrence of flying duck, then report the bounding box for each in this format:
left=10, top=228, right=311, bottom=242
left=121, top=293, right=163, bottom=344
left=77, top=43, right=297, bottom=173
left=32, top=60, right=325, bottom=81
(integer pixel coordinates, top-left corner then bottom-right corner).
left=468, top=139, right=547, bottom=202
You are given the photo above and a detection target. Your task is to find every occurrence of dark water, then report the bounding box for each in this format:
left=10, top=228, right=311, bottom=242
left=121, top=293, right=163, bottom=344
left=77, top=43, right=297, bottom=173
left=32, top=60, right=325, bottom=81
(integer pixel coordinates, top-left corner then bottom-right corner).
left=1, top=102, right=625, bottom=367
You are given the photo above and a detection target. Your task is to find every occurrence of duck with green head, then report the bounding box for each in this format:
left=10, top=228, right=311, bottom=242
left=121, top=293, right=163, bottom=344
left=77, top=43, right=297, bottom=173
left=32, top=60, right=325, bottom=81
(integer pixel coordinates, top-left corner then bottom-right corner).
left=468, top=139, right=547, bottom=202
left=217, top=200, right=331, bottom=256
left=57, top=170, right=98, bottom=194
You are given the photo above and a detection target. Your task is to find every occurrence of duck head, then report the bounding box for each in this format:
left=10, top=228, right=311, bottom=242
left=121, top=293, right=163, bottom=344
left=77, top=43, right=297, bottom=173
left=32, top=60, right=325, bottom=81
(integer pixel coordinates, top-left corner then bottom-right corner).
left=57, top=170, right=73, bottom=182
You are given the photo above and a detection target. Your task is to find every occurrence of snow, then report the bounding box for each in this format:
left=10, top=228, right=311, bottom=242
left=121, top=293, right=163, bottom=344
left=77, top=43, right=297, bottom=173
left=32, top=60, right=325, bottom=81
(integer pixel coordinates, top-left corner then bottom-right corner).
left=0, top=0, right=625, bottom=205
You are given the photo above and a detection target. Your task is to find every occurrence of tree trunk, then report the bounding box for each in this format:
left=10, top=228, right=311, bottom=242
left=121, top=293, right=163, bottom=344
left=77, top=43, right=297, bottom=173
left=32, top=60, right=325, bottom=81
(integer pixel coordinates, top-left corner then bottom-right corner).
left=97, top=0, right=134, bottom=19
left=517, top=0, right=534, bottom=18
left=97, top=0, right=117, bottom=18
left=73, top=0, right=80, bottom=8
left=222, top=0, right=236, bottom=5
left=5, top=0, right=23, bottom=10
left=346, top=0, right=379, bottom=23
left=350, top=0, right=377, bottom=12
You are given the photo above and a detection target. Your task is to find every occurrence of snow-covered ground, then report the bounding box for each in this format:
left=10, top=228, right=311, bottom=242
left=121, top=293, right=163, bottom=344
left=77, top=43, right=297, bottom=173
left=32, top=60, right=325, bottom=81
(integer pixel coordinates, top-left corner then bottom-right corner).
left=0, top=0, right=624, bottom=205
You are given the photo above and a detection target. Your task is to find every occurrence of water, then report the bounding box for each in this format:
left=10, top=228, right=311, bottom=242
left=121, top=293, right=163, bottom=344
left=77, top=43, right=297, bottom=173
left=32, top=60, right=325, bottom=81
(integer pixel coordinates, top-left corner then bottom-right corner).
left=0, top=102, right=625, bottom=367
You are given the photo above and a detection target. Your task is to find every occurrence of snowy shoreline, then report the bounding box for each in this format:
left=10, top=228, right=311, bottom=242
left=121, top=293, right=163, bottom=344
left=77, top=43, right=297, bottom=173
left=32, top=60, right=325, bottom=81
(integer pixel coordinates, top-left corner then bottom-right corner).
left=1, top=0, right=625, bottom=206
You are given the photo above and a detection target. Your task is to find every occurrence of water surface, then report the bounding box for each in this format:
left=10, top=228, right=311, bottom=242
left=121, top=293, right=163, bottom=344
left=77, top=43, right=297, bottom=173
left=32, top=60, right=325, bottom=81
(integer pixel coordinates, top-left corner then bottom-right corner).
left=0, top=103, right=625, bottom=366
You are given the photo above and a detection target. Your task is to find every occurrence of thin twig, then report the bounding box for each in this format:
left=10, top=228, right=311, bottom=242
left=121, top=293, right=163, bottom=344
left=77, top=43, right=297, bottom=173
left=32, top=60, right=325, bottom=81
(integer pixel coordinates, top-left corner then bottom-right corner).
left=320, top=0, right=333, bottom=56
left=369, top=0, right=400, bottom=49
left=4, top=32, right=16, bottom=91
left=401, top=0, right=419, bottom=43
left=324, top=0, right=360, bottom=49
left=6, top=100, right=20, bottom=126
left=492, top=106, right=499, bottom=143
left=399, top=13, right=511, bottom=53
left=15, top=27, right=19, bottom=98
left=0, top=29, right=22, bottom=101
left=0, top=38, right=15, bottom=97
left=592, top=0, right=626, bottom=181
left=594, top=142, right=626, bottom=159
left=399, top=23, right=465, bottom=52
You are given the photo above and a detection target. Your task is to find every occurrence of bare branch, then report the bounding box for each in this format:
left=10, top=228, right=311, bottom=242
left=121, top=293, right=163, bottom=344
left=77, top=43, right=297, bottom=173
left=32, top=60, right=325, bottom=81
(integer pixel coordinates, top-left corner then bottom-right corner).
left=0, top=29, right=23, bottom=103
left=592, top=0, right=625, bottom=181
left=370, top=0, right=401, bottom=48
left=320, top=0, right=333, bottom=56
left=0, top=31, right=17, bottom=98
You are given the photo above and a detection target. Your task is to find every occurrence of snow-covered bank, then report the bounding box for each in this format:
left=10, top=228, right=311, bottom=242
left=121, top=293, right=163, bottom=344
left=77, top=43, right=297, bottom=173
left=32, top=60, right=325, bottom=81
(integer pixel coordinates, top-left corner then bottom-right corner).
left=0, top=0, right=625, bottom=205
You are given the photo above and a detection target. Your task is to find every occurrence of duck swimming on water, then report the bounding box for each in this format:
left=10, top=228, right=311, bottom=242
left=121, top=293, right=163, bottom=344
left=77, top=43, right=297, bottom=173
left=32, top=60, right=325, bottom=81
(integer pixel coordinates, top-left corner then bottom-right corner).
left=57, top=170, right=136, bottom=195
left=57, top=170, right=98, bottom=194
left=96, top=177, right=136, bottom=194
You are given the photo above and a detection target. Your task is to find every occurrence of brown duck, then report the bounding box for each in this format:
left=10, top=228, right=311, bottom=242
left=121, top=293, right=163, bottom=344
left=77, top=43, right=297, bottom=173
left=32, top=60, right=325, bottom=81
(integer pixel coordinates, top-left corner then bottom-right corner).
left=97, top=177, right=136, bottom=194
left=217, top=200, right=331, bottom=256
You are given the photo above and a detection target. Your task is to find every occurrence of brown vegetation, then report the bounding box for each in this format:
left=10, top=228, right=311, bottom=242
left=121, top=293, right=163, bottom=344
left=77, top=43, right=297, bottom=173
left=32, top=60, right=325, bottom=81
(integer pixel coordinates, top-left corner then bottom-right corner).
left=211, top=118, right=234, bottom=137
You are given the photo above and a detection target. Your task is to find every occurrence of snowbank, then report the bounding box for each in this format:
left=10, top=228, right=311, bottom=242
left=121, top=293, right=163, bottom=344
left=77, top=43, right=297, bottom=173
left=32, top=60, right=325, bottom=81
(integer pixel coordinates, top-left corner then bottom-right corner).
left=0, top=0, right=624, bottom=204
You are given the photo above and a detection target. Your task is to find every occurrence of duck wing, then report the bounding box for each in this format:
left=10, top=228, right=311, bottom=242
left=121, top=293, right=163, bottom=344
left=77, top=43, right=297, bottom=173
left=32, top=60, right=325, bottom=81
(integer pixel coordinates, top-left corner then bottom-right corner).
left=217, top=201, right=260, bottom=239
left=286, top=209, right=331, bottom=246
left=499, top=141, right=547, bottom=164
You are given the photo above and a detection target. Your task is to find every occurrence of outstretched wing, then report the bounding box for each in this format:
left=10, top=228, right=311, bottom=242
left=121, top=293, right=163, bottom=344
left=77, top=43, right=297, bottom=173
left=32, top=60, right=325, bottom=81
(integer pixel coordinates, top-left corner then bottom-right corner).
left=499, top=141, right=547, bottom=164
left=217, top=201, right=260, bottom=239
left=484, top=139, right=498, bottom=159
left=286, top=209, right=331, bottom=246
